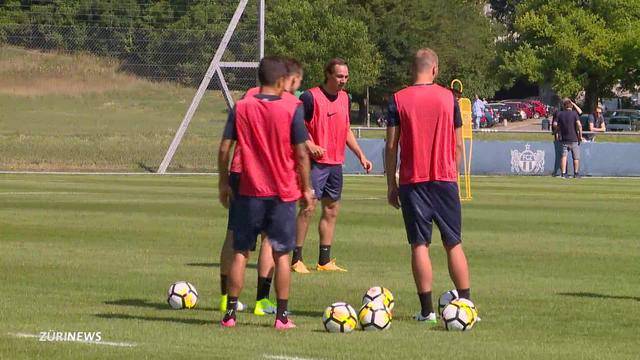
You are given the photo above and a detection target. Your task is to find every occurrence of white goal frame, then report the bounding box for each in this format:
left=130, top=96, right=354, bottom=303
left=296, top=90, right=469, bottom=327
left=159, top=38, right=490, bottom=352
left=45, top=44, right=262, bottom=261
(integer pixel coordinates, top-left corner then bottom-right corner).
left=157, top=0, right=265, bottom=174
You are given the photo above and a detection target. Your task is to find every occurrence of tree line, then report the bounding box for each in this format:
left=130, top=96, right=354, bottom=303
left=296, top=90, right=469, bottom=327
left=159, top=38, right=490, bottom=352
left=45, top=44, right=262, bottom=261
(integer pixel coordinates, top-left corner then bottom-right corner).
left=1, top=0, right=639, bottom=112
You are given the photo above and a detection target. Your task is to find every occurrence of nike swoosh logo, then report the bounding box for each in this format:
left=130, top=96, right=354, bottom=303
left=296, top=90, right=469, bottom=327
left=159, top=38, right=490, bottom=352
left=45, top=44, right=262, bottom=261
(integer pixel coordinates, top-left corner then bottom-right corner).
left=327, top=112, right=337, bottom=117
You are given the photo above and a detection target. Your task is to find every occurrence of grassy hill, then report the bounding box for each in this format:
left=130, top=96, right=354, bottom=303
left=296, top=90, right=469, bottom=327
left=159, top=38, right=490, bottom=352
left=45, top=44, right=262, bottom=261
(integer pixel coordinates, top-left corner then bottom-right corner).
left=0, top=45, right=230, bottom=172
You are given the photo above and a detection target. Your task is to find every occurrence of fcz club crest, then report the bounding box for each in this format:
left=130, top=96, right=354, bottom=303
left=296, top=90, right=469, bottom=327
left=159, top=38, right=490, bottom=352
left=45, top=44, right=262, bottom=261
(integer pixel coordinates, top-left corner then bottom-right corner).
left=511, top=144, right=545, bottom=174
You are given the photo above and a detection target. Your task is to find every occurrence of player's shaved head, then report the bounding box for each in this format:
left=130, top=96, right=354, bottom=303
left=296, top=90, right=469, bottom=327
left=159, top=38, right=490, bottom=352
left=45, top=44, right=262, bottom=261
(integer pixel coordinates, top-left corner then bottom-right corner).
left=258, top=56, right=288, bottom=86
left=413, top=48, right=439, bottom=75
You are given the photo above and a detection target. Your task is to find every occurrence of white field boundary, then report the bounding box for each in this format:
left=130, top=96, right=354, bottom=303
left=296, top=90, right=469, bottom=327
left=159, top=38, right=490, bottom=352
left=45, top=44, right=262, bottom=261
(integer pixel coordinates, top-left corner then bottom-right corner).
left=7, top=332, right=137, bottom=348
left=263, top=354, right=322, bottom=360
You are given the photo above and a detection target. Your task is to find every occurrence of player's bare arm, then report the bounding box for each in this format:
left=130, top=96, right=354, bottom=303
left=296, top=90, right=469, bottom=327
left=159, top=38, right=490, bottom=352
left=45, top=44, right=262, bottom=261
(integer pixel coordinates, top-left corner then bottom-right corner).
left=218, top=138, right=234, bottom=209
left=385, top=125, right=401, bottom=209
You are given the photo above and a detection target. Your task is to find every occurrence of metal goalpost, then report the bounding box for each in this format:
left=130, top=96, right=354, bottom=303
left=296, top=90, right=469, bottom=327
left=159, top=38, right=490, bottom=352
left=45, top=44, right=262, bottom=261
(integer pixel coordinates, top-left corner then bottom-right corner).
left=157, top=0, right=265, bottom=174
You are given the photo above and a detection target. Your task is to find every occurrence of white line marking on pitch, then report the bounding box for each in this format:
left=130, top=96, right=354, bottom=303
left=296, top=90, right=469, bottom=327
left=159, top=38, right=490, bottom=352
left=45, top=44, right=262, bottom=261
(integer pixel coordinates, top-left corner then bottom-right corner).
left=7, top=332, right=137, bottom=348
left=263, top=355, right=321, bottom=360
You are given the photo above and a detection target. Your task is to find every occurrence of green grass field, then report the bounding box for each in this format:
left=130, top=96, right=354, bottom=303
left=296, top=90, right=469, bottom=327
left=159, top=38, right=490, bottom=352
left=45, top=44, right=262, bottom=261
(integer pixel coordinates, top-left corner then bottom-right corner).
left=0, top=45, right=230, bottom=172
left=1, top=175, right=639, bottom=359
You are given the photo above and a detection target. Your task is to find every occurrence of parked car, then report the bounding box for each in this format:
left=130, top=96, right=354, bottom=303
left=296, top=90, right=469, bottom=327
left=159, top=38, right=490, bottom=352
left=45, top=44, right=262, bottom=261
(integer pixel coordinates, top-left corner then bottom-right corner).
left=489, top=102, right=524, bottom=122
left=503, top=101, right=533, bottom=119
left=524, top=100, right=548, bottom=118
left=480, top=108, right=499, bottom=128
left=606, top=116, right=637, bottom=131
left=603, top=109, right=640, bottom=122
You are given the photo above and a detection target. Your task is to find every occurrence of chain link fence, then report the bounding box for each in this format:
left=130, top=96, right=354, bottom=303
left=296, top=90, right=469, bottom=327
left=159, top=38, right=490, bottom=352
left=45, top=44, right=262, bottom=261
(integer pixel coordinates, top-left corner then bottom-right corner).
left=0, top=1, right=261, bottom=172
left=1, top=1, right=260, bottom=89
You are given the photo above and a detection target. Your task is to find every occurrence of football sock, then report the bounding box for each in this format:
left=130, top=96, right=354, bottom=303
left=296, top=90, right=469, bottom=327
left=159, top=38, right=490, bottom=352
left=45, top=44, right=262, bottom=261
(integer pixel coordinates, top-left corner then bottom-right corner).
left=457, top=288, right=471, bottom=300
left=291, top=246, right=303, bottom=264
left=418, top=291, right=434, bottom=317
left=256, top=276, right=272, bottom=301
left=220, top=275, right=228, bottom=295
left=318, top=245, right=331, bottom=265
left=276, top=299, right=289, bottom=323
left=223, top=296, right=238, bottom=321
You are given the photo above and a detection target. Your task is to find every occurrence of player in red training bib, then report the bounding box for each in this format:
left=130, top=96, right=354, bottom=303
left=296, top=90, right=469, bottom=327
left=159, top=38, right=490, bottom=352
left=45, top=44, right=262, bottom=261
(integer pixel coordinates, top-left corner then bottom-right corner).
left=218, top=56, right=314, bottom=329
left=217, top=58, right=304, bottom=316
left=385, top=48, right=472, bottom=324
left=291, top=58, right=373, bottom=274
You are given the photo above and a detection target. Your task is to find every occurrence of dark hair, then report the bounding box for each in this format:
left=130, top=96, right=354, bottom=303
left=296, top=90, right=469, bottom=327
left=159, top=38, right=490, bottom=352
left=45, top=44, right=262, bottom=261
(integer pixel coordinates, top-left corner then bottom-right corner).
left=258, top=56, right=288, bottom=86
left=323, top=58, right=348, bottom=83
left=562, top=98, right=572, bottom=109
left=285, top=58, right=302, bottom=75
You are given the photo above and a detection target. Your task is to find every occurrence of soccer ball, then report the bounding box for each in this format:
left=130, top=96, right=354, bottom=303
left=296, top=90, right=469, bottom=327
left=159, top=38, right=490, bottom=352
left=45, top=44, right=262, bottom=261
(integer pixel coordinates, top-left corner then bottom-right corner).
left=362, top=286, right=395, bottom=312
left=438, top=289, right=459, bottom=315
left=456, top=298, right=478, bottom=316
left=167, top=281, right=198, bottom=309
left=358, top=302, right=391, bottom=331
left=441, top=299, right=478, bottom=331
left=322, top=302, right=358, bottom=333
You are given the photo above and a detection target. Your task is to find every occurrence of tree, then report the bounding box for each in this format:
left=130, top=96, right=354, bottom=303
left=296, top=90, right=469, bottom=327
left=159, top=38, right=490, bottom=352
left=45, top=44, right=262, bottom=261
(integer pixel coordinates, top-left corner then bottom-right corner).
left=489, top=0, right=523, bottom=33
left=499, top=0, right=640, bottom=112
left=346, top=0, right=500, bottom=102
left=266, top=0, right=382, bottom=95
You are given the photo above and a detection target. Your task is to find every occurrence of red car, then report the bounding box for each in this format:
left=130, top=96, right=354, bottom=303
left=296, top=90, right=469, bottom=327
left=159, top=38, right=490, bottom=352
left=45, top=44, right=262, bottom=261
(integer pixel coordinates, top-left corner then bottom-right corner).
left=524, top=100, right=548, bottom=118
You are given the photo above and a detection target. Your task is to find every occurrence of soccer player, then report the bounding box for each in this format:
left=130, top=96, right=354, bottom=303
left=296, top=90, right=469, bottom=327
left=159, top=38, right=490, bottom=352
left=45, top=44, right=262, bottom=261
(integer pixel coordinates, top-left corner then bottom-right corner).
left=385, top=48, right=472, bottom=324
left=218, top=56, right=314, bottom=329
left=217, top=58, right=305, bottom=316
left=291, top=58, right=373, bottom=273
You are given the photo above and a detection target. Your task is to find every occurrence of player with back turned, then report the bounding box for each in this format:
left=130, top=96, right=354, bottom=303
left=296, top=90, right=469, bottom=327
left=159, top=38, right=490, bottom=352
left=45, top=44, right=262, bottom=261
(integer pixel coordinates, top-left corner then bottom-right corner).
left=385, top=48, right=472, bottom=324
left=217, top=56, right=314, bottom=329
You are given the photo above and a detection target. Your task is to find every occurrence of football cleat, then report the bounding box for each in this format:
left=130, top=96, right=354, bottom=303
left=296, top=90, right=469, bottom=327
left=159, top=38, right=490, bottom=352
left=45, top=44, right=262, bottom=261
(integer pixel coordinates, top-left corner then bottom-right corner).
left=291, top=260, right=311, bottom=274
left=254, top=298, right=277, bottom=316
left=316, top=259, right=347, bottom=272
left=414, top=312, right=438, bottom=325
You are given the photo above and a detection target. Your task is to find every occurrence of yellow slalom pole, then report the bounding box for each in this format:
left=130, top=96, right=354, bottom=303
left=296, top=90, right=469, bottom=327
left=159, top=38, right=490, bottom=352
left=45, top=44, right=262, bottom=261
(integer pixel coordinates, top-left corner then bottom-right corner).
left=451, top=79, right=473, bottom=201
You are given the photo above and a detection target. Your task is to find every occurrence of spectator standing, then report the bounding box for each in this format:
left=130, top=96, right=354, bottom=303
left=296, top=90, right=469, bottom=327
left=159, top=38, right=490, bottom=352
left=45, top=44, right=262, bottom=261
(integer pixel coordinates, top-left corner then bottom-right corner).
left=472, top=95, right=485, bottom=129
left=552, top=98, right=583, bottom=178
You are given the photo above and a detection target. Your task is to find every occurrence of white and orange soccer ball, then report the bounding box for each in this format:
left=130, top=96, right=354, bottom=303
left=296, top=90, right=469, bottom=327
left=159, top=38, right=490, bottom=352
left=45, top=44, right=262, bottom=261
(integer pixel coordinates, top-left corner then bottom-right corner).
left=322, top=302, right=358, bottom=333
left=167, top=281, right=198, bottom=309
left=362, top=286, right=395, bottom=313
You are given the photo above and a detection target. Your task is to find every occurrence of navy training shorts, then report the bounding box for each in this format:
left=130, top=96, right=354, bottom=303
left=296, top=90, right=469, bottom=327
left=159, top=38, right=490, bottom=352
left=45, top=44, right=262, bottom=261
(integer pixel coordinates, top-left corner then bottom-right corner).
left=233, top=195, right=297, bottom=253
left=398, top=181, right=462, bottom=246
left=311, top=162, right=343, bottom=201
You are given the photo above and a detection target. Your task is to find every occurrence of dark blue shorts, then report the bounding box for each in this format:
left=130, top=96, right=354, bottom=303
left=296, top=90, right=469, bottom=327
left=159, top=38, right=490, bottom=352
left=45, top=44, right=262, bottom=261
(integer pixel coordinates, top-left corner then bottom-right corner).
left=233, top=196, right=297, bottom=253
left=226, top=172, right=241, bottom=230
left=398, top=181, right=462, bottom=246
left=311, top=162, right=343, bottom=201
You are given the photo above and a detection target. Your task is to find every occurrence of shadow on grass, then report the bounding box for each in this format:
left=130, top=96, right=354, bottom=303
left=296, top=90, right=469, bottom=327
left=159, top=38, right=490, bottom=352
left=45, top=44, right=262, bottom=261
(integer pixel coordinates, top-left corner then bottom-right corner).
left=104, top=298, right=214, bottom=311
left=186, top=262, right=257, bottom=269
left=290, top=310, right=324, bottom=318
left=95, top=313, right=210, bottom=325
left=558, top=292, right=640, bottom=302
